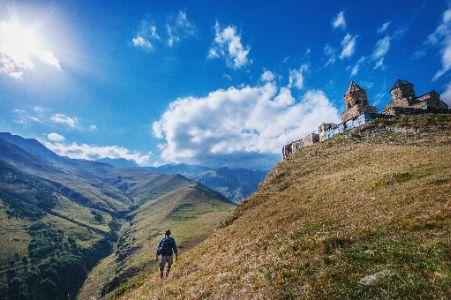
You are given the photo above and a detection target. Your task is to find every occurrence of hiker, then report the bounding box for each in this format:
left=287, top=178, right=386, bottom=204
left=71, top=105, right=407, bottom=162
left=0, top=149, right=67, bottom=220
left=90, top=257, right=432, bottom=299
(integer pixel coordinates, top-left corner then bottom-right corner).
left=156, top=230, right=178, bottom=278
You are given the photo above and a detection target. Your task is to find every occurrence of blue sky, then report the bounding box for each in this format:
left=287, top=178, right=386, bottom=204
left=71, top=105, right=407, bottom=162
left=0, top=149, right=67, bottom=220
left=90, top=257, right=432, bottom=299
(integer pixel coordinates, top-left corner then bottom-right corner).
left=0, top=0, right=450, bottom=170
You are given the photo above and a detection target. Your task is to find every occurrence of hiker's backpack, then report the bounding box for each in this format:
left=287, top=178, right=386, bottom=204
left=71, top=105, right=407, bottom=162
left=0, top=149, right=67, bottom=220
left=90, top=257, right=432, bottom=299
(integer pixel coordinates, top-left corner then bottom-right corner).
left=157, top=237, right=172, bottom=255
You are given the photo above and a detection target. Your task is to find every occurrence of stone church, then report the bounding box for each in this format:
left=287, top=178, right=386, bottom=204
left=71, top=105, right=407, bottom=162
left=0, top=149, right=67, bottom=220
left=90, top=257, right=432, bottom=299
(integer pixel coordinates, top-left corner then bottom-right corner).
left=282, top=78, right=449, bottom=158
left=382, top=78, right=448, bottom=115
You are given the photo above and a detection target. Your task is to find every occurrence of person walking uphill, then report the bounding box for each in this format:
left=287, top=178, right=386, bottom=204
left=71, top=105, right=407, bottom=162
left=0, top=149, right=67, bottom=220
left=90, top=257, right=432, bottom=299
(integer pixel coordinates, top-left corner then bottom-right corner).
left=156, top=230, right=178, bottom=278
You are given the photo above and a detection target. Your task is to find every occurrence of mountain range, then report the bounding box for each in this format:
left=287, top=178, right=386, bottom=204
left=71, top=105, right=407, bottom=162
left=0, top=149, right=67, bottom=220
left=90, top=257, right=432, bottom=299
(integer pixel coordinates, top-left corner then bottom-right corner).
left=146, top=164, right=268, bottom=203
left=94, top=158, right=268, bottom=204
left=0, top=132, right=235, bottom=299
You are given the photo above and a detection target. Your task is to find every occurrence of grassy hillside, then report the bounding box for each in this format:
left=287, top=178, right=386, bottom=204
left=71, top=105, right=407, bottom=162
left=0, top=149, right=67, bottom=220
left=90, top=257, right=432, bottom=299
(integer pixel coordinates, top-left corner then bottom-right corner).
left=0, top=159, right=113, bottom=299
left=0, top=203, right=31, bottom=273
left=121, top=114, right=450, bottom=299
left=0, top=136, right=235, bottom=299
left=78, top=183, right=234, bottom=299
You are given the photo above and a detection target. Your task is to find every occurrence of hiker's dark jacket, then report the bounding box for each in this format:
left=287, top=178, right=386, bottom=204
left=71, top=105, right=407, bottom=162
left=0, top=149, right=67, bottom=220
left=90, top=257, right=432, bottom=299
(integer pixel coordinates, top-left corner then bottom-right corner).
left=157, top=236, right=177, bottom=256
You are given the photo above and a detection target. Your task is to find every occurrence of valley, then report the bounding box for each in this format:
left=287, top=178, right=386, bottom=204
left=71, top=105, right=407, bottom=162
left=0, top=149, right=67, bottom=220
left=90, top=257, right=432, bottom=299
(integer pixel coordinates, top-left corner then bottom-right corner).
left=0, top=133, right=235, bottom=299
left=78, top=181, right=233, bottom=299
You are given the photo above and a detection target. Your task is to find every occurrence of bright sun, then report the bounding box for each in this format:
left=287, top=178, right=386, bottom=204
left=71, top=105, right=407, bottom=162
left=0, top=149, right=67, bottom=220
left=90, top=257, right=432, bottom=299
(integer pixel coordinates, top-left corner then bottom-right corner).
left=0, top=20, right=60, bottom=77
left=1, top=21, right=42, bottom=67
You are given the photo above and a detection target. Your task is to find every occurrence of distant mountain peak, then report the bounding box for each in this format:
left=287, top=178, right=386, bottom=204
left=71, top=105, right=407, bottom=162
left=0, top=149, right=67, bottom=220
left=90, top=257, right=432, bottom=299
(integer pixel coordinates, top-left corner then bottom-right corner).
left=96, top=157, right=139, bottom=169
left=0, top=131, right=61, bottom=162
left=148, top=163, right=268, bottom=203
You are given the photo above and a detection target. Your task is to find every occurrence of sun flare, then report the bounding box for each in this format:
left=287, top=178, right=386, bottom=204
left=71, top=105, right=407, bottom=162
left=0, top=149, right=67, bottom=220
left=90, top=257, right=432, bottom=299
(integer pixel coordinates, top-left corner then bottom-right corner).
left=1, top=21, right=42, bottom=67
left=0, top=19, right=60, bottom=77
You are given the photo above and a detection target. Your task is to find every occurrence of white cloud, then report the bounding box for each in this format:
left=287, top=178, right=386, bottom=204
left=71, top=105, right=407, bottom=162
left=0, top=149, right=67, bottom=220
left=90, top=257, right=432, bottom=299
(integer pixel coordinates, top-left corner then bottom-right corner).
left=132, top=10, right=194, bottom=50
left=427, top=7, right=451, bottom=80
left=208, top=22, right=251, bottom=69
left=442, top=82, right=451, bottom=106
left=324, top=44, right=337, bottom=66
left=288, top=65, right=308, bottom=89
left=377, top=21, right=391, bottom=34
left=149, top=25, right=160, bottom=39
left=428, top=8, right=451, bottom=44
left=12, top=108, right=42, bottom=124
left=0, top=55, right=23, bottom=78
left=34, top=50, right=61, bottom=69
left=351, top=56, right=366, bottom=76
left=13, top=108, right=97, bottom=132
left=260, top=70, right=275, bottom=82
left=46, top=132, right=65, bottom=142
left=372, top=36, right=390, bottom=59
left=340, top=34, right=357, bottom=59
left=412, top=49, right=426, bottom=59
left=371, top=35, right=390, bottom=69
left=222, top=73, right=232, bottom=81
left=45, top=142, right=151, bottom=166
left=374, top=58, right=384, bottom=70
left=361, top=81, right=374, bottom=89
left=132, top=35, right=152, bottom=49
left=152, top=82, right=340, bottom=169
left=166, top=10, right=195, bottom=47
left=33, top=106, right=47, bottom=113
left=0, top=20, right=60, bottom=78
left=166, top=25, right=178, bottom=47
left=50, top=113, right=79, bottom=128
left=332, top=11, right=346, bottom=30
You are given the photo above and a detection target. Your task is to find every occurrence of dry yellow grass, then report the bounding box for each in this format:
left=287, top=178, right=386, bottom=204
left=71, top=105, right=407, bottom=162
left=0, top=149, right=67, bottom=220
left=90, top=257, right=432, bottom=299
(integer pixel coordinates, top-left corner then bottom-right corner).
left=79, top=184, right=234, bottom=299
left=119, top=114, right=451, bottom=299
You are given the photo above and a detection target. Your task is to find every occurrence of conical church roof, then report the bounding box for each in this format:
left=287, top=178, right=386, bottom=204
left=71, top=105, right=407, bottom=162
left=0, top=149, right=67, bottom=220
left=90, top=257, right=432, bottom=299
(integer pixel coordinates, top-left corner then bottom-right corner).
left=346, top=81, right=363, bottom=94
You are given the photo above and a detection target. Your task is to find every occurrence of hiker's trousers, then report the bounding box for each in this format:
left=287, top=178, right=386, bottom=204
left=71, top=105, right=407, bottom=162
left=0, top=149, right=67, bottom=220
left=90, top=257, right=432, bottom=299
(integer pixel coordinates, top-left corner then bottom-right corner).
left=159, top=255, right=173, bottom=272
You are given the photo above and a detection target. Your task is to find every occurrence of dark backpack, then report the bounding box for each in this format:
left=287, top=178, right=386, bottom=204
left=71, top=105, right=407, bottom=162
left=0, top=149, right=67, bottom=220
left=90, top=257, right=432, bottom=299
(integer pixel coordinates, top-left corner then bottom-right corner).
left=157, top=237, right=172, bottom=255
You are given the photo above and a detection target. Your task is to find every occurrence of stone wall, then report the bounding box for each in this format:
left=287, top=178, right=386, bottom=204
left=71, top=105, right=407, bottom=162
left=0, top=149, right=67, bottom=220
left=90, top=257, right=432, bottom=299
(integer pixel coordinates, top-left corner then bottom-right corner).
left=342, top=104, right=377, bottom=123
left=319, top=113, right=374, bottom=142
left=383, top=106, right=449, bottom=116
left=319, top=123, right=345, bottom=141
left=282, top=133, right=320, bottom=158
left=301, top=133, right=319, bottom=147
left=318, top=123, right=338, bottom=142
left=345, top=113, right=374, bottom=129
left=383, top=98, right=412, bottom=110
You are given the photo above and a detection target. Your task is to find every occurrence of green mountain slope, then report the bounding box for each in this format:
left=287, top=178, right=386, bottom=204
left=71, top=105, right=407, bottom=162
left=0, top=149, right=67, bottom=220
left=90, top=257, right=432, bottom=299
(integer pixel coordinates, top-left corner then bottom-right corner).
left=78, top=183, right=233, bottom=299
left=0, top=135, right=235, bottom=299
left=149, top=164, right=268, bottom=203
left=121, top=114, right=450, bottom=299
left=0, top=159, right=112, bottom=299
